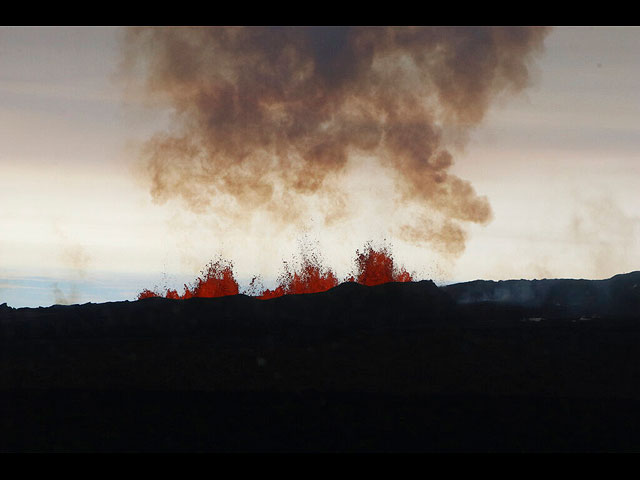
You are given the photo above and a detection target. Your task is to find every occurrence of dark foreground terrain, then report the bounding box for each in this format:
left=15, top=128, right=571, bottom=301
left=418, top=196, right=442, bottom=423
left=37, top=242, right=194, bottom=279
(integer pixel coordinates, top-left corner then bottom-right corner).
left=1, top=272, right=640, bottom=452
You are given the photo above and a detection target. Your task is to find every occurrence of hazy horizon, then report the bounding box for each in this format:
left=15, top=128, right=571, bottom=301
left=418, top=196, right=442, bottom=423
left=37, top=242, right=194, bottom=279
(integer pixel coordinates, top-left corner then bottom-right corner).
left=1, top=26, right=639, bottom=307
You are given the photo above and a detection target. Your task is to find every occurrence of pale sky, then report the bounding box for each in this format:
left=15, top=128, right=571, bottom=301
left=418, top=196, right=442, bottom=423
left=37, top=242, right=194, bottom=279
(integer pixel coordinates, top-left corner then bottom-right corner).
left=1, top=26, right=639, bottom=307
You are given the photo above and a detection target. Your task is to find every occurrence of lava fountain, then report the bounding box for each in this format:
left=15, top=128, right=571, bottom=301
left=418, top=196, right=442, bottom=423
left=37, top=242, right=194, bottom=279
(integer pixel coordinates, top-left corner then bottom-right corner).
left=137, top=258, right=239, bottom=300
left=137, top=243, right=413, bottom=300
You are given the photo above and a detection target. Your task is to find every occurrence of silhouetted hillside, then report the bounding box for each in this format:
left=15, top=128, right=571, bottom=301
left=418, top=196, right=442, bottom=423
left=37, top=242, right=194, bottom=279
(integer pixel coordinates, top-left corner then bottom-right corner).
left=0, top=280, right=454, bottom=341
left=443, top=271, right=640, bottom=317
left=2, top=273, right=640, bottom=452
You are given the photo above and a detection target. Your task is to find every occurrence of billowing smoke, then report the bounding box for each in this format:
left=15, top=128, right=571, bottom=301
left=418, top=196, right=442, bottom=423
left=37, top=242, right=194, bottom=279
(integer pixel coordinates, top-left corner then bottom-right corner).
left=570, top=196, right=639, bottom=278
left=122, top=26, right=549, bottom=255
left=51, top=225, right=92, bottom=305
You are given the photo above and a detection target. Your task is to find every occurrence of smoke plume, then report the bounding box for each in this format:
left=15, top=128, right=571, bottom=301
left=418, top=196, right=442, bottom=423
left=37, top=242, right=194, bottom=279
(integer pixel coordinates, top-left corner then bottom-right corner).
left=571, top=196, right=640, bottom=278
left=122, top=26, right=549, bottom=255
left=51, top=224, right=93, bottom=305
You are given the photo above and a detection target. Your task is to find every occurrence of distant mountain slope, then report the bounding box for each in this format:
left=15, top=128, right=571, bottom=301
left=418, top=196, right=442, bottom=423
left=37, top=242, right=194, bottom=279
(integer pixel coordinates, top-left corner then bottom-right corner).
left=2, top=272, right=640, bottom=336
left=443, top=271, right=640, bottom=317
left=0, top=279, right=455, bottom=340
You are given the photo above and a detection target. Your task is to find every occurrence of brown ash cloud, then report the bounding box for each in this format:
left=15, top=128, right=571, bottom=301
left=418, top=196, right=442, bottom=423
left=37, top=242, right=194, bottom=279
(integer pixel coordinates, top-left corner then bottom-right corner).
left=122, top=26, right=550, bottom=255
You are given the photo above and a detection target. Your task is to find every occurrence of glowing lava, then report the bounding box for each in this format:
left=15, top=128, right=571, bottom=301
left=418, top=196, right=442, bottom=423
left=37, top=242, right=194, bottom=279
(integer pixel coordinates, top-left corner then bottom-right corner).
left=136, top=259, right=239, bottom=300
left=258, top=253, right=340, bottom=300
left=347, top=242, right=413, bottom=286
left=137, top=243, right=413, bottom=300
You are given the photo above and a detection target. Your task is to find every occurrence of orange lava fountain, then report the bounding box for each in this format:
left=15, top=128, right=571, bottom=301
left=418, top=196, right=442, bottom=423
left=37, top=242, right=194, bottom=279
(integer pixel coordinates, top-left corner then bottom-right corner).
left=137, top=243, right=413, bottom=300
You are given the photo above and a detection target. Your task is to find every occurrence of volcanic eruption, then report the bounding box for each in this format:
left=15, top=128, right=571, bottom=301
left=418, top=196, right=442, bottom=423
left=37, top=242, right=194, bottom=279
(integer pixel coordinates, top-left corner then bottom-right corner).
left=137, top=242, right=414, bottom=300
left=138, top=257, right=240, bottom=300
left=10, top=26, right=640, bottom=454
